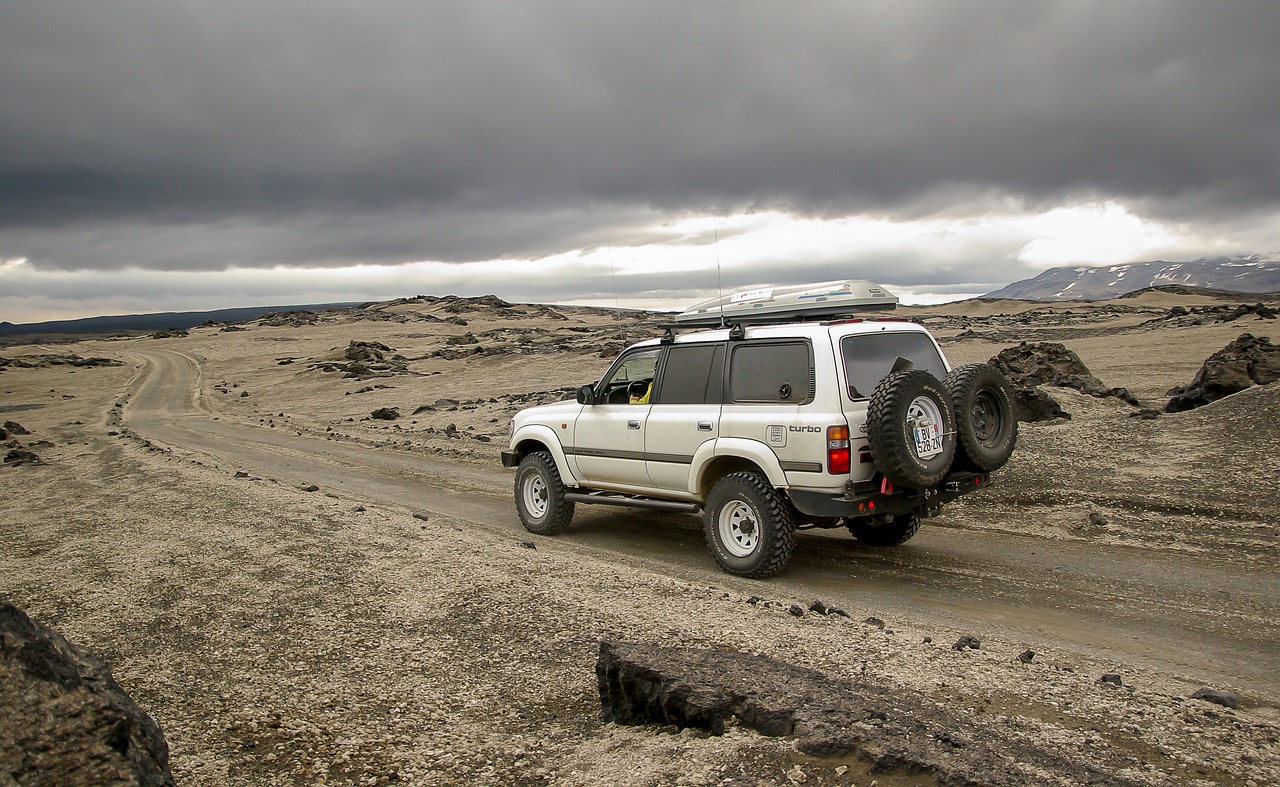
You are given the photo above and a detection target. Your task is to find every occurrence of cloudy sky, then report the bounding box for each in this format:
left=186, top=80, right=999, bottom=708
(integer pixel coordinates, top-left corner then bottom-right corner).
left=3, top=1, right=1279, bottom=323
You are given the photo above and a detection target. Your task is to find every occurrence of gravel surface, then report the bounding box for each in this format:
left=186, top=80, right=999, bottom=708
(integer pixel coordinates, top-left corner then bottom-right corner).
left=2, top=292, right=1278, bottom=785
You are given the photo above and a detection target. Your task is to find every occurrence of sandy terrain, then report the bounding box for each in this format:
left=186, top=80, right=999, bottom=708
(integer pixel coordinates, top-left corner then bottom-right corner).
left=2, top=291, right=1278, bottom=785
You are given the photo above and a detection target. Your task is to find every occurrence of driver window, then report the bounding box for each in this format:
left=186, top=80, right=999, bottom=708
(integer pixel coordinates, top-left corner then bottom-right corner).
left=600, top=349, right=660, bottom=405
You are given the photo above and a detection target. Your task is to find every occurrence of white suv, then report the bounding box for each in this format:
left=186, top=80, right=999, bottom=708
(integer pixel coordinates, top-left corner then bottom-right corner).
left=501, top=284, right=1016, bottom=578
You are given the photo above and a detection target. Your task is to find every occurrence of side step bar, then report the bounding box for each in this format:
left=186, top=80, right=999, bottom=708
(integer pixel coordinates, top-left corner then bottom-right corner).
left=563, top=492, right=701, bottom=513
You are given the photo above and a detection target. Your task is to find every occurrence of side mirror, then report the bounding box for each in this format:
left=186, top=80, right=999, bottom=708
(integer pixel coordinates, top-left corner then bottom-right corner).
left=576, top=384, right=597, bottom=405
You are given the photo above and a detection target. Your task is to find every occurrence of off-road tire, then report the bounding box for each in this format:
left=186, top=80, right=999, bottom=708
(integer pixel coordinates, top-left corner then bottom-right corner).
left=514, top=451, right=575, bottom=535
left=847, top=514, right=923, bottom=546
left=944, top=363, right=1017, bottom=472
left=867, top=369, right=956, bottom=489
left=703, top=472, right=796, bottom=578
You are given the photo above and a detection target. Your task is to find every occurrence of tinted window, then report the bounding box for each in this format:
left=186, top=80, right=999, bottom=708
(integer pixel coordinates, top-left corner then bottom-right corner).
left=728, top=341, right=812, bottom=404
left=841, top=332, right=947, bottom=399
left=656, top=344, right=724, bottom=404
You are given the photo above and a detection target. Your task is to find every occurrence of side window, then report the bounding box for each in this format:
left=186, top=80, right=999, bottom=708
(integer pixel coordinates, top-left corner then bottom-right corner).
left=654, top=344, right=724, bottom=404
left=728, top=341, right=813, bottom=404
left=598, top=348, right=661, bottom=404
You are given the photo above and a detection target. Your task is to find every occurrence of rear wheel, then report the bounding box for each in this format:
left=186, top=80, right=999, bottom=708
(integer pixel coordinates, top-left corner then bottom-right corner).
left=703, top=473, right=796, bottom=578
left=514, top=451, right=575, bottom=534
left=846, top=514, right=922, bottom=546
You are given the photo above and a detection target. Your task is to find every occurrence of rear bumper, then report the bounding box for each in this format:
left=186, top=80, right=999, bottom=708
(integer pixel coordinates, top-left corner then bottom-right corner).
left=789, top=471, right=993, bottom=519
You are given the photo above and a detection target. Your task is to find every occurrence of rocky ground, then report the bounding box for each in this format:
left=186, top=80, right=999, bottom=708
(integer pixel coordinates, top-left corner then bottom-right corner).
left=2, top=288, right=1278, bottom=785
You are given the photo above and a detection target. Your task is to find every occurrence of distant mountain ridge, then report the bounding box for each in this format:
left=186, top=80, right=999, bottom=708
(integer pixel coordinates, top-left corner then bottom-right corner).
left=0, top=302, right=362, bottom=337
left=984, top=257, right=1280, bottom=301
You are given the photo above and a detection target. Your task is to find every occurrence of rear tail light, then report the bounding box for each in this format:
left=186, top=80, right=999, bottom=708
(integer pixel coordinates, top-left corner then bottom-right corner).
left=827, top=425, right=851, bottom=474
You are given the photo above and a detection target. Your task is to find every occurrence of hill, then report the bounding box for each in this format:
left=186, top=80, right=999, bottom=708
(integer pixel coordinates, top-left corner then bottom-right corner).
left=0, top=302, right=362, bottom=338
left=984, top=256, right=1280, bottom=301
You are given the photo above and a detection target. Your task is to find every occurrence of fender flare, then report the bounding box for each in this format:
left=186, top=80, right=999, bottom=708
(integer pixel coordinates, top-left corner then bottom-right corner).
left=509, top=424, right=582, bottom=488
left=692, top=437, right=789, bottom=492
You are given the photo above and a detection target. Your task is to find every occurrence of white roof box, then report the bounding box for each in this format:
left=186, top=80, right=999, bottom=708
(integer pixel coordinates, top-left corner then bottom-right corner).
left=674, top=280, right=898, bottom=326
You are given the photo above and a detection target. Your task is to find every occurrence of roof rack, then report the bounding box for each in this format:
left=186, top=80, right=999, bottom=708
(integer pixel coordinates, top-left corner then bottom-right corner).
left=673, top=280, right=897, bottom=328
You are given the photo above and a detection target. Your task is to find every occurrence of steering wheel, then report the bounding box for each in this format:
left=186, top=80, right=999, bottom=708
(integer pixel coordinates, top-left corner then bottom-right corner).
left=627, top=380, right=650, bottom=399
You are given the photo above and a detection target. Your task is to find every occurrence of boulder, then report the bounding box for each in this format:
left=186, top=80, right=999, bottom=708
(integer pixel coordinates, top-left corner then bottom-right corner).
left=1166, top=334, right=1280, bottom=412
left=0, top=602, right=175, bottom=786
left=1013, top=387, right=1071, bottom=422
left=988, top=342, right=1141, bottom=412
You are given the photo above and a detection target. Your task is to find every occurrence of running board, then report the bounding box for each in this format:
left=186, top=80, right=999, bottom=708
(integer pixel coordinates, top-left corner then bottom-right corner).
left=563, top=492, right=701, bottom=513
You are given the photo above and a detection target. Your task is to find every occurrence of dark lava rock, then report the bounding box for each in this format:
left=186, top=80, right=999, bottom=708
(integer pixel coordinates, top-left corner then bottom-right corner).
left=4, top=421, right=31, bottom=435
left=345, top=340, right=394, bottom=362
left=300, top=484, right=320, bottom=492
left=3, top=449, right=41, bottom=466
left=1165, top=333, right=1280, bottom=412
left=1018, top=650, right=1036, bottom=664
left=1190, top=688, right=1239, bottom=709
left=370, top=407, right=400, bottom=420
left=1013, top=387, right=1071, bottom=422
left=952, top=635, right=981, bottom=651
left=149, top=328, right=188, bottom=339
left=446, top=332, right=480, bottom=346
left=787, top=605, right=805, bottom=617
left=992, top=343, right=1140, bottom=407
left=0, top=602, right=175, bottom=786
left=807, top=600, right=828, bottom=615
left=1099, top=674, right=1124, bottom=687
left=1218, top=303, right=1277, bottom=322
left=863, top=617, right=886, bottom=629
left=595, top=641, right=1139, bottom=783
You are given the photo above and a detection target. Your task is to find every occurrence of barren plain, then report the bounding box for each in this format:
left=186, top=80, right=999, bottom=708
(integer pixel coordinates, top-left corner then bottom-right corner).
left=2, top=289, right=1279, bottom=786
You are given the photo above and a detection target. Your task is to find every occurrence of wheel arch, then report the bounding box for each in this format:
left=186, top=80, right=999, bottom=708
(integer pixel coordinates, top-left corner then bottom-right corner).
left=509, top=426, right=581, bottom=488
left=693, top=438, right=787, bottom=500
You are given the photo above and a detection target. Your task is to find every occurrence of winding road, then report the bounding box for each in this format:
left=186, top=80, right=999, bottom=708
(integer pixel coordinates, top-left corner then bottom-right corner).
left=123, top=348, right=1280, bottom=703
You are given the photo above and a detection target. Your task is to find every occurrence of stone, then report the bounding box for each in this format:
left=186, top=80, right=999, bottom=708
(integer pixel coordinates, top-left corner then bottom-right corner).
left=1165, top=334, right=1280, bottom=412
left=370, top=407, right=400, bottom=420
left=1018, top=650, right=1036, bottom=664
left=1099, top=674, right=1123, bottom=687
left=952, top=635, right=981, bottom=651
left=788, top=605, right=805, bottom=617
left=1013, top=387, right=1071, bottom=422
left=807, top=600, right=828, bottom=615
left=4, top=449, right=41, bottom=465
left=0, top=602, right=175, bottom=786
left=3, top=421, right=30, bottom=435
left=1190, top=688, right=1238, bottom=709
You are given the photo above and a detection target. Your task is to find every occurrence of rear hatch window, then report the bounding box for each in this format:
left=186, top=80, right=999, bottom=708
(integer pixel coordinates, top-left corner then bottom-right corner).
left=841, top=332, right=947, bottom=400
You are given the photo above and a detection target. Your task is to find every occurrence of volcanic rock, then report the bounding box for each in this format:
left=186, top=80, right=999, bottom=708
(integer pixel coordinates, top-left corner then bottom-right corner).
left=0, top=602, right=175, bottom=786
left=1165, top=334, right=1280, bottom=412
left=991, top=343, right=1140, bottom=406
left=370, top=407, right=400, bottom=420
left=1190, top=688, right=1239, bottom=709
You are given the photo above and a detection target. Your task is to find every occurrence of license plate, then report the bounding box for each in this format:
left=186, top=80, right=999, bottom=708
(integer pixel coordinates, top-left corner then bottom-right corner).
left=913, top=423, right=943, bottom=459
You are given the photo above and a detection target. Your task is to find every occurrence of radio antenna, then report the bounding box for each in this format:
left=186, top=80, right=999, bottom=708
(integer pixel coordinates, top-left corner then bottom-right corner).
left=607, top=244, right=621, bottom=318
left=714, top=227, right=725, bottom=327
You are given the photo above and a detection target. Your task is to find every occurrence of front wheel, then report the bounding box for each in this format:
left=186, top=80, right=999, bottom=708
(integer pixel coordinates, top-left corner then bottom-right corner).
left=514, top=451, right=575, bottom=534
left=846, top=514, right=922, bottom=546
left=703, top=473, right=796, bottom=578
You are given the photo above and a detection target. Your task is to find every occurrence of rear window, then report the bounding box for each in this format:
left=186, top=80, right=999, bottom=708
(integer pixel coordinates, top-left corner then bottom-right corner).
left=841, top=332, right=947, bottom=399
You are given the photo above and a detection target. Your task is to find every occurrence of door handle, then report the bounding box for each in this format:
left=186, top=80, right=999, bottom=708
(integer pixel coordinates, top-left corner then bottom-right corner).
left=697, top=421, right=714, bottom=432
left=628, top=420, right=641, bottom=430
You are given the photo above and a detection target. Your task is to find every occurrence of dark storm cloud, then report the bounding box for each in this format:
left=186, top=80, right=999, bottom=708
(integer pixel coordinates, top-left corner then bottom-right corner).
left=2, top=0, right=1278, bottom=272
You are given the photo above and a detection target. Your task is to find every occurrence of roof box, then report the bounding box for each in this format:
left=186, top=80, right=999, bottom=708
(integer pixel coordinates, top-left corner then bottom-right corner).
left=674, top=280, right=898, bottom=326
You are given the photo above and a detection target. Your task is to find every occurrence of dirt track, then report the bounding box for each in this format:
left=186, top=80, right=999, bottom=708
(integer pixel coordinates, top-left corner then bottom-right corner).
left=2, top=293, right=1279, bottom=785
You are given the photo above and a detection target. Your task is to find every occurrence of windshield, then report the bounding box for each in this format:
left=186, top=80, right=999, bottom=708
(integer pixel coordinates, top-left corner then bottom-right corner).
left=841, top=331, right=947, bottom=399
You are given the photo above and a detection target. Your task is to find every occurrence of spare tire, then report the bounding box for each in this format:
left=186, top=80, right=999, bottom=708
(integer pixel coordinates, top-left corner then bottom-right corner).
left=867, top=369, right=956, bottom=488
left=944, top=363, right=1017, bottom=472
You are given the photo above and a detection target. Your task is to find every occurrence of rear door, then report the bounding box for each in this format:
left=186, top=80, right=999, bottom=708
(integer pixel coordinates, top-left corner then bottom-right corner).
left=644, top=342, right=725, bottom=491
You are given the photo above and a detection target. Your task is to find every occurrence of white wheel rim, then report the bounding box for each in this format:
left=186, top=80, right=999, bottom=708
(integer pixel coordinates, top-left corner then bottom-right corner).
left=907, top=395, right=944, bottom=457
left=719, top=500, right=760, bottom=557
left=523, top=473, right=548, bottom=518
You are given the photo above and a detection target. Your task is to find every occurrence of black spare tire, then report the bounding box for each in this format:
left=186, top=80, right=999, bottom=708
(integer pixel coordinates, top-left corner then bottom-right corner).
left=944, top=363, right=1017, bottom=472
left=867, top=369, right=956, bottom=488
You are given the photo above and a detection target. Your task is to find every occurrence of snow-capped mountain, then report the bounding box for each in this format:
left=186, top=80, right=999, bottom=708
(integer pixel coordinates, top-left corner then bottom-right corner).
left=984, top=257, right=1280, bottom=301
